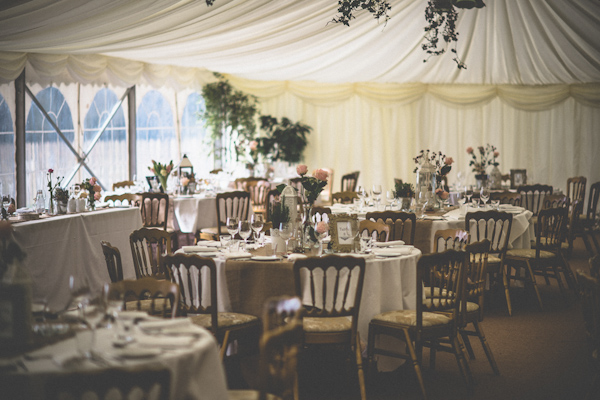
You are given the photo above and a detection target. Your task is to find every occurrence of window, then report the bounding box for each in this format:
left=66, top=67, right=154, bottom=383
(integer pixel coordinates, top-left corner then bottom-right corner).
left=0, top=94, right=15, bottom=199
left=83, top=88, right=127, bottom=187
left=25, top=87, right=76, bottom=203
left=180, top=92, right=211, bottom=176
left=136, top=90, right=177, bottom=180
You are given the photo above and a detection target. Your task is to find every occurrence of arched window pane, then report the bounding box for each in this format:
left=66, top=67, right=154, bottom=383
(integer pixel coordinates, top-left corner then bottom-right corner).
left=0, top=94, right=15, bottom=198
left=180, top=92, right=210, bottom=176
left=25, top=87, right=76, bottom=203
left=83, top=88, right=127, bottom=188
left=136, top=90, right=177, bottom=180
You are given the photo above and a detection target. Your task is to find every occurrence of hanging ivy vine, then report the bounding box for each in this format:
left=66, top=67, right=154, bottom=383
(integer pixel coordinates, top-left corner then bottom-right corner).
left=330, top=0, right=391, bottom=26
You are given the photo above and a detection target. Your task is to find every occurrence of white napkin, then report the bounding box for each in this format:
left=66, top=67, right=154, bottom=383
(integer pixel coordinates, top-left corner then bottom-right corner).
left=182, top=245, right=217, bottom=253
left=196, top=241, right=221, bottom=247
left=16, top=207, right=35, bottom=213
left=137, top=317, right=192, bottom=331
left=220, top=251, right=252, bottom=260
left=372, top=240, right=405, bottom=247
left=135, top=334, right=195, bottom=348
left=373, top=247, right=412, bottom=256
left=287, top=253, right=308, bottom=262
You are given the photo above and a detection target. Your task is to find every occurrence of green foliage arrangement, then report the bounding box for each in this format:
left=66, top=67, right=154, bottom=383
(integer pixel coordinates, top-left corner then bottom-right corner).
left=270, top=202, right=290, bottom=228
left=257, top=116, right=310, bottom=163
left=394, top=182, right=415, bottom=198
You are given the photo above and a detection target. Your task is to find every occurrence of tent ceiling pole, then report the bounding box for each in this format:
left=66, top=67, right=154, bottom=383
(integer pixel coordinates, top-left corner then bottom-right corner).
left=128, top=86, right=136, bottom=181
left=15, top=70, right=26, bottom=208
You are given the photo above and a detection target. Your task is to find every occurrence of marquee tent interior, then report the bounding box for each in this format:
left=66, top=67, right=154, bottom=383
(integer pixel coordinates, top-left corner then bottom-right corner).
left=1, top=0, right=599, bottom=202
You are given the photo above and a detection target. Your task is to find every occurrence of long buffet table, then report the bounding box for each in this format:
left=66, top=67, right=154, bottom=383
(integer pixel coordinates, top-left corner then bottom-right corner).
left=11, top=208, right=142, bottom=311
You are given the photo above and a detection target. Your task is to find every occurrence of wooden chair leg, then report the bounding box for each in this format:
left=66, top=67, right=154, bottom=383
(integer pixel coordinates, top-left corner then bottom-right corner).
left=403, top=329, right=427, bottom=400
left=551, top=264, right=569, bottom=303
left=526, top=261, right=544, bottom=311
left=452, top=335, right=474, bottom=388
left=502, top=263, right=513, bottom=316
left=355, top=334, right=367, bottom=400
left=220, top=330, right=231, bottom=360
left=460, top=330, right=476, bottom=360
left=472, top=320, right=500, bottom=375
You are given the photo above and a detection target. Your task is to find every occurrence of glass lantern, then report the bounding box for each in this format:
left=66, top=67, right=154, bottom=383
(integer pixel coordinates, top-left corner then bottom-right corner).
left=416, top=156, right=437, bottom=210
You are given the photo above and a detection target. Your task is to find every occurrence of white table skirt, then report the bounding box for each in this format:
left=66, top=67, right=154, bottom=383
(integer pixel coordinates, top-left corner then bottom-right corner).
left=173, top=195, right=219, bottom=234
left=11, top=208, right=142, bottom=311
left=3, top=323, right=228, bottom=400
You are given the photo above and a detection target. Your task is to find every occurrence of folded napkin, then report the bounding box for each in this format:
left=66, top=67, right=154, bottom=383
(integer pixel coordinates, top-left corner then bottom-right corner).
left=196, top=241, right=221, bottom=247
left=182, top=245, right=217, bottom=253
left=118, top=311, right=149, bottom=320
left=137, top=317, right=192, bottom=332
left=373, top=248, right=413, bottom=257
left=287, top=253, right=307, bottom=262
left=135, top=334, right=195, bottom=348
left=372, top=240, right=405, bottom=247
left=221, top=251, right=252, bottom=260
left=16, top=207, right=35, bottom=213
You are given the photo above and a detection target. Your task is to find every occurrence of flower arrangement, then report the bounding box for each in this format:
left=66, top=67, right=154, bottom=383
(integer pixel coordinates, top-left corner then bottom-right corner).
left=81, top=177, right=102, bottom=211
left=54, top=187, right=69, bottom=203
left=394, top=182, right=415, bottom=199
left=149, top=160, right=173, bottom=192
left=270, top=201, right=290, bottom=228
left=47, top=169, right=63, bottom=209
left=466, top=144, right=499, bottom=174
left=413, top=150, right=453, bottom=185
left=435, top=188, right=449, bottom=200
left=296, top=165, right=329, bottom=205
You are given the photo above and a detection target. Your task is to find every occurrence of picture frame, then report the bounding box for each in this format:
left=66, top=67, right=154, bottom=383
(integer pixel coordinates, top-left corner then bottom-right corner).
left=328, top=213, right=359, bottom=253
left=510, top=169, right=527, bottom=189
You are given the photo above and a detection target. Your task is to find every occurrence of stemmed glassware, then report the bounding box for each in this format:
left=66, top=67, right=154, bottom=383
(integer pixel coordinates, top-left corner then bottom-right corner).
left=250, top=214, right=264, bottom=243
left=279, top=222, right=294, bottom=255
left=226, top=217, right=239, bottom=238
left=372, top=184, right=382, bottom=210
left=480, top=186, right=490, bottom=208
left=356, top=186, right=367, bottom=210
left=464, top=186, right=473, bottom=205
left=238, top=220, right=252, bottom=248
left=386, top=190, right=396, bottom=210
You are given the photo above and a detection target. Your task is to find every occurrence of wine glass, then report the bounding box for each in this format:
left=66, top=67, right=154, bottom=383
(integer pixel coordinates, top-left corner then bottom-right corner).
left=386, top=190, right=396, bottom=210
left=226, top=217, right=239, bottom=238
left=238, top=220, right=252, bottom=247
left=279, top=222, right=294, bottom=255
left=464, top=186, right=473, bottom=205
left=480, top=186, right=490, bottom=208
left=69, top=275, right=91, bottom=312
left=372, top=184, right=382, bottom=210
left=250, top=214, right=264, bottom=241
left=356, top=186, right=367, bottom=209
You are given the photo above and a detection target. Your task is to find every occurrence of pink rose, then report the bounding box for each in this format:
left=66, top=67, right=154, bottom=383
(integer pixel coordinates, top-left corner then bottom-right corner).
left=249, top=140, right=258, bottom=151
left=445, top=157, right=454, bottom=165
left=180, top=177, right=190, bottom=187
left=466, top=147, right=473, bottom=154
left=93, top=184, right=101, bottom=192
left=494, top=151, right=499, bottom=158
left=313, top=169, right=328, bottom=182
left=94, top=192, right=101, bottom=201
left=436, top=188, right=449, bottom=200
left=316, top=221, right=329, bottom=234
left=48, top=168, right=54, bottom=173
left=89, top=177, right=97, bottom=186
left=7, top=203, right=15, bottom=214
left=296, top=164, right=308, bottom=176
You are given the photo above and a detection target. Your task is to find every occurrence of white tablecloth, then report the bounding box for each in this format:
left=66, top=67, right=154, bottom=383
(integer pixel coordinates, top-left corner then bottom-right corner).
left=11, top=208, right=142, bottom=311
left=2, top=322, right=228, bottom=400
left=172, top=195, right=219, bottom=234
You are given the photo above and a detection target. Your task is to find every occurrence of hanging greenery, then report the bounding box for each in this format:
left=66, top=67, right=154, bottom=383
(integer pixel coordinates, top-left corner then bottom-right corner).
left=257, top=116, right=311, bottom=164
left=331, top=0, right=391, bottom=26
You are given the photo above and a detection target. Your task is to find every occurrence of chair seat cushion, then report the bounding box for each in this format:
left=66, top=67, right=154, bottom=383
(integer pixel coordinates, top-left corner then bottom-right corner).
left=372, top=310, right=451, bottom=327
left=531, top=239, right=569, bottom=250
left=506, top=248, right=556, bottom=259
left=303, top=316, right=352, bottom=333
left=487, top=255, right=502, bottom=265
left=461, top=301, right=480, bottom=313
left=189, top=312, right=259, bottom=329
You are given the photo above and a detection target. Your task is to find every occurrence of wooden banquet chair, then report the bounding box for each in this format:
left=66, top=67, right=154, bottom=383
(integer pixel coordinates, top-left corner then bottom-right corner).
left=465, top=210, right=514, bottom=315
left=129, top=227, right=172, bottom=279
left=104, top=193, right=140, bottom=207
left=161, top=253, right=260, bottom=360
left=228, top=296, right=304, bottom=400
left=139, top=192, right=169, bottom=230
left=542, top=193, right=570, bottom=210
left=489, top=191, right=521, bottom=206
left=367, top=250, right=472, bottom=400
left=366, top=210, right=417, bottom=244
left=581, top=181, right=600, bottom=255
left=109, top=276, right=179, bottom=318
left=100, top=240, right=123, bottom=283
left=341, top=171, right=360, bottom=192
left=244, top=179, right=271, bottom=217
left=45, top=366, right=171, bottom=400
left=200, top=190, right=251, bottom=240
left=576, top=269, right=600, bottom=400
left=310, top=206, right=331, bottom=223
left=293, top=255, right=367, bottom=400
left=517, top=184, right=553, bottom=218
left=111, top=180, right=135, bottom=191
left=566, top=176, right=587, bottom=206
left=505, top=207, right=571, bottom=311
left=332, top=191, right=358, bottom=204
left=358, top=219, right=390, bottom=242
left=433, top=228, right=469, bottom=252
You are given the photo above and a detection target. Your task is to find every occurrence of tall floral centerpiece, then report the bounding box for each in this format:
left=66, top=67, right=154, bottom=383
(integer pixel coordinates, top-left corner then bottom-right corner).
left=81, top=177, right=101, bottom=211
left=46, top=169, right=63, bottom=215
left=149, top=160, right=173, bottom=193
left=467, top=144, right=499, bottom=189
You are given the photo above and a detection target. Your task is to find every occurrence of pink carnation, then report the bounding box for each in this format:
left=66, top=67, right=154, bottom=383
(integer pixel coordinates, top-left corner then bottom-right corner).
left=313, top=169, right=328, bottom=182
left=466, top=147, right=473, bottom=154
left=93, top=184, right=101, bottom=192
left=48, top=168, right=54, bottom=173
left=493, top=151, right=499, bottom=158
left=445, top=157, right=454, bottom=165
left=249, top=140, right=258, bottom=151
left=296, top=164, right=308, bottom=176
left=316, top=221, right=329, bottom=234
left=89, top=177, right=97, bottom=186
left=94, top=192, right=101, bottom=201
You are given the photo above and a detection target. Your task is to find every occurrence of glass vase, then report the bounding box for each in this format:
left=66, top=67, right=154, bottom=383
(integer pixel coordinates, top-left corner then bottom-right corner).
left=416, top=158, right=436, bottom=210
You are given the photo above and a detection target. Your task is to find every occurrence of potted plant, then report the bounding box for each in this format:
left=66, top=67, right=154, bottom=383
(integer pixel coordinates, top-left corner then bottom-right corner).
left=269, top=201, right=290, bottom=254
left=54, top=187, right=69, bottom=214
left=257, top=116, right=311, bottom=164
left=394, top=182, right=415, bottom=211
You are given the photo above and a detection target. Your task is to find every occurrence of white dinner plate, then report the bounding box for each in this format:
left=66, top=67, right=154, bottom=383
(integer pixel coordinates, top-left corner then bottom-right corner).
left=251, top=255, right=282, bottom=261
left=373, top=248, right=412, bottom=257
left=114, top=347, right=162, bottom=359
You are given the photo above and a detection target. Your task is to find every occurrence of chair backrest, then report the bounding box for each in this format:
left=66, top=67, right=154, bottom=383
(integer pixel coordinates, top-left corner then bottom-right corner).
left=332, top=191, right=358, bottom=204
left=517, top=184, right=553, bottom=216
left=265, top=188, right=282, bottom=223
left=310, top=206, right=331, bottom=223
left=341, top=171, right=360, bottom=192
left=489, top=191, right=521, bottom=206
left=161, top=253, right=218, bottom=334
left=101, top=241, right=123, bottom=283
left=234, top=177, right=262, bottom=190
left=130, top=227, right=172, bottom=279
left=258, top=297, right=304, bottom=400
left=464, top=239, right=491, bottom=321
left=111, top=180, right=135, bottom=191
left=418, top=250, right=467, bottom=330
left=542, top=194, right=570, bottom=209
left=139, top=192, right=169, bottom=230
left=365, top=210, right=417, bottom=244
left=433, top=228, right=469, bottom=252
left=109, top=277, right=179, bottom=318
left=535, top=206, right=568, bottom=252
left=45, top=366, right=171, bottom=400
left=245, top=180, right=272, bottom=214
left=566, top=176, right=587, bottom=205
left=585, top=181, right=600, bottom=224
left=465, top=210, right=513, bottom=258
left=576, top=269, right=600, bottom=355
left=104, top=193, right=140, bottom=207
left=293, top=255, right=366, bottom=344
left=510, top=169, right=527, bottom=189
left=359, top=219, right=390, bottom=242
left=216, top=191, right=251, bottom=235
